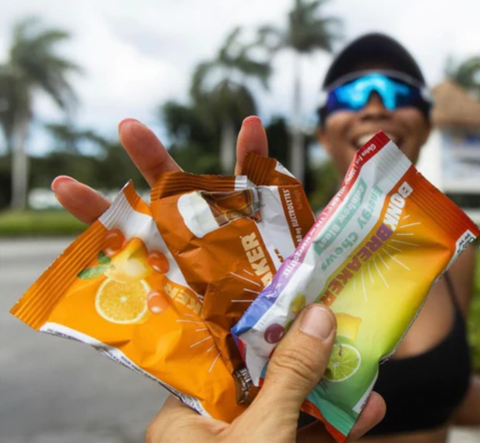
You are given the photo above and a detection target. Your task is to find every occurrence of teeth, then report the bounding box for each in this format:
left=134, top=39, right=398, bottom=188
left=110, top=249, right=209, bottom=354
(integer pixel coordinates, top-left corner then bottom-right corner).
left=356, top=134, right=376, bottom=147
left=355, top=133, right=398, bottom=148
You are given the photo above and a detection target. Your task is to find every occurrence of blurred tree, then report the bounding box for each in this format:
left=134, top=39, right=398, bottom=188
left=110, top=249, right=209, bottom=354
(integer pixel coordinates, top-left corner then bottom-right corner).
left=0, top=156, right=12, bottom=209
left=0, top=17, right=80, bottom=209
left=445, top=56, right=480, bottom=97
left=161, top=100, right=222, bottom=173
left=258, top=0, right=341, bottom=182
left=29, top=141, right=148, bottom=192
left=31, top=152, right=102, bottom=189
left=97, top=141, right=148, bottom=189
left=0, top=66, right=30, bottom=155
left=190, top=27, right=271, bottom=172
left=265, top=116, right=290, bottom=167
left=45, top=122, right=107, bottom=154
left=308, top=158, right=338, bottom=212
left=162, top=101, right=218, bottom=153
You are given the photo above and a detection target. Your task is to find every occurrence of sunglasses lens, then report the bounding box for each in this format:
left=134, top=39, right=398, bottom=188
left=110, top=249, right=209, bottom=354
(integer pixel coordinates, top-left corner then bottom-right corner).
left=324, top=74, right=424, bottom=115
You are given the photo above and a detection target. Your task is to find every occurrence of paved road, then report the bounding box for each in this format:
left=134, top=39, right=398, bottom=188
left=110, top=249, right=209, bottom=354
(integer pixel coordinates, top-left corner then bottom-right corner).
left=1, top=239, right=478, bottom=443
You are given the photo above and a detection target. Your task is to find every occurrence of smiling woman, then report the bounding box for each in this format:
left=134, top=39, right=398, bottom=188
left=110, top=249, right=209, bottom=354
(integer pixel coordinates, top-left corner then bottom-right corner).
left=297, top=32, right=480, bottom=443
left=317, top=34, right=432, bottom=177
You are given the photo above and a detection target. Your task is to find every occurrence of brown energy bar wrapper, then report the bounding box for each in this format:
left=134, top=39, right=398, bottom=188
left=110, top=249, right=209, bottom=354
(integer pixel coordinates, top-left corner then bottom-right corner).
left=151, top=153, right=315, bottom=399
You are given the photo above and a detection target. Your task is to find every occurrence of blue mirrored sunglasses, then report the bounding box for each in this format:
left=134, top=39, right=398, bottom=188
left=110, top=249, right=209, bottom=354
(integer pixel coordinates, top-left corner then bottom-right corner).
left=320, top=72, right=432, bottom=117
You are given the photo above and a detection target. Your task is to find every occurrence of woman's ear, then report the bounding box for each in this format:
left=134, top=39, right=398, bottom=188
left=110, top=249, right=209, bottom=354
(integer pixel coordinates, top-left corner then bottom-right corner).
left=316, top=126, right=333, bottom=156
left=421, top=121, right=432, bottom=146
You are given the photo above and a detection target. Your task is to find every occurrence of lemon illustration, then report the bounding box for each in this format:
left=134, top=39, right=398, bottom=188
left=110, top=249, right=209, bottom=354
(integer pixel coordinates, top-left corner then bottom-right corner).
left=324, top=341, right=361, bottom=382
left=95, top=278, right=150, bottom=324
left=105, top=237, right=152, bottom=283
left=335, top=312, right=362, bottom=341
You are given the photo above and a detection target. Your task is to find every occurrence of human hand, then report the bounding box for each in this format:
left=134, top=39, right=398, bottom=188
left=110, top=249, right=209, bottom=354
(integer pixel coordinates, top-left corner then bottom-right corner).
left=51, top=116, right=268, bottom=223
left=146, top=305, right=386, bottom=443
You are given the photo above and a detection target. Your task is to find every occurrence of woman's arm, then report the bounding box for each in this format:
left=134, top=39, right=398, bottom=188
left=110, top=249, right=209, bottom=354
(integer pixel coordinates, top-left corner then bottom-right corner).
left=453, top=376, right=480, bottom=426
left=448, top=243, right=476, bottom=317
left=451, top=242, right=480, bottom=426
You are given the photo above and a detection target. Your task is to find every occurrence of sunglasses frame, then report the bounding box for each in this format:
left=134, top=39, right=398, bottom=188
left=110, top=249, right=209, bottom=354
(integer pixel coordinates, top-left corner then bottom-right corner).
left=318, top=70, right=433, bottom=119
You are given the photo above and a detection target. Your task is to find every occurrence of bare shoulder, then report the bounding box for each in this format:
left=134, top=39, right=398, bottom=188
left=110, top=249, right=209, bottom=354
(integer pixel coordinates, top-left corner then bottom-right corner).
left=448, top=243, right=478, bottom=317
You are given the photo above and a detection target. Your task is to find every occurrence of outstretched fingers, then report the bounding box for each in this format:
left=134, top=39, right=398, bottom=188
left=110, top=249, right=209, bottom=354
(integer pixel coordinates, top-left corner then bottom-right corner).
left=118, top=118, right=181, bottom=186
left=234, top=116, right=268, bottom=175
left=51, top=176, right=110, bottom=225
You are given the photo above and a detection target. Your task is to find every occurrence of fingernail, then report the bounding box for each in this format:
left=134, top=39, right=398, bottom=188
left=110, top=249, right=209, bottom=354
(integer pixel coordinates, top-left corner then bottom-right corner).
left=242, top=116, right=261, bottom=127
left=300, top=305, right=334, bottom=340
left=51, top=176, right=76, bottom=192
left=118, top=118, right=142, bottom=132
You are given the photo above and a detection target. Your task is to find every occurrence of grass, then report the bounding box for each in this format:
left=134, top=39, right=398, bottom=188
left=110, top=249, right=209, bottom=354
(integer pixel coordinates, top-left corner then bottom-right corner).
left=0, top=210, right=86, bottom=237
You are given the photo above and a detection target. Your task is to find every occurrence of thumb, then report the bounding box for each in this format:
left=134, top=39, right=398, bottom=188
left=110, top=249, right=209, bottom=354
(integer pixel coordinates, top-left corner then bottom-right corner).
left=247, top=304, right=336, bottom=429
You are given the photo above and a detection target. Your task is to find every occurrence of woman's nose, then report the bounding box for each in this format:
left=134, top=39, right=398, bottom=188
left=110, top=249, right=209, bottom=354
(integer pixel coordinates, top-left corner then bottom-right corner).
left=359, top=92, right=391, bottom=120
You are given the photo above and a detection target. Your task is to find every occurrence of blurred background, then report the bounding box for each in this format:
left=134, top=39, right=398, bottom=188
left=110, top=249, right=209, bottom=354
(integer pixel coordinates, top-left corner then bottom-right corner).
left=1, top=0, right=479, bottom=442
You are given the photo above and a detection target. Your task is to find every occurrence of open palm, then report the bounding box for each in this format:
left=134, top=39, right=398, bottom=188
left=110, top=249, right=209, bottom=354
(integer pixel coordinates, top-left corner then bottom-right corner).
left=52, top=116, right=268, bottom=223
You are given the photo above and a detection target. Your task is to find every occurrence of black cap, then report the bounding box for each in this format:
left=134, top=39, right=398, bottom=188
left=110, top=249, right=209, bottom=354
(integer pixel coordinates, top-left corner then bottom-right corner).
left=323, top=33, right=426, bottom=89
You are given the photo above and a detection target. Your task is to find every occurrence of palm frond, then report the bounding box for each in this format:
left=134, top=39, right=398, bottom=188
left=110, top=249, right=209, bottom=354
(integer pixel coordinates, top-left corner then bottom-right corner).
left=0, top=67, right=31, bottom=145
left=190, top=26, right=272, bottom=101
left=288, top=0, right=342, bottom=52
left=11, top=16, right=41, bottom=42
left=44, top=122, right=106, bottom=153
left=446, top=56, right=480, bottom=93
left=6, top=17, right=80, bottom=115
left=257, top=25, right=286, bottom=53
left=210, top=80, right=257, bottom=119
left=190, top=60, right=218, bottom=100
left=218, top=27, right=243, bottom=61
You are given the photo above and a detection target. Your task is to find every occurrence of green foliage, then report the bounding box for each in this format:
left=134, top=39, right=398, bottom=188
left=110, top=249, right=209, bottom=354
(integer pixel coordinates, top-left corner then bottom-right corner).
left=97, top=251, right=111, bottom=265
left=0, top=139, right=149, bottom=211
left=445, top=55, right=480, bottom=96
left=29, top=134, right=147, bottom=191
left=29, top=153, right=103, bottom=189
left=190, top=27, right=271, bottom=103
left=8, top=16, right=81, bottom=112
left=0, top=156, right=12, bottom=209
left=77, top=265, right=108, bottom=280
left=307, top=159, right=339, bottom=211
left=265, top=116, right=290, bottom=166
left=0, top=16, right=81, bottom=147
left=160, top=27, right=274, bottom=174
left=0, top=65, right=31, bottom=152
left=288, top=0, right=342, bottom=52
left=161, top=100, right=220, bottom=155
left=256, top=0, right=342, bottom=181
left=0, top=209, right=85, bottom=237
left=45, top=122, right=107, bottom=153
left=468, top=246, right=480, bottom=371
left=258, top=0, right=342, bottom=55
left=0, top=16, right=80, bottom=209
left=170, top=146, right=221, bottom=174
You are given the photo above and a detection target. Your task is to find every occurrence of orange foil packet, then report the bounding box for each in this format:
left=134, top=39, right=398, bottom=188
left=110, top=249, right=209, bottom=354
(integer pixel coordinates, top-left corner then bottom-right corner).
left=150, top=153, right=315, bottom=376
left=11, top=183, right=244, bottom=421
left=10, top=154, right=314, bottom=422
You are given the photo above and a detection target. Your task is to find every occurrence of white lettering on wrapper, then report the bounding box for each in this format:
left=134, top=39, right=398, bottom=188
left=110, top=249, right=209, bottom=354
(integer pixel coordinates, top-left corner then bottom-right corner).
left=383, top=182, right=413, bottom=231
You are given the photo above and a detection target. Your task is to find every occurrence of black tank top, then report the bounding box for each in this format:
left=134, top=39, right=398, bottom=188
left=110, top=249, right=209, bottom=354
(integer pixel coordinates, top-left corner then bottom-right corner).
left=298, top=272, right=471, bottom=435
left=366, top=272, right=471, bottom=435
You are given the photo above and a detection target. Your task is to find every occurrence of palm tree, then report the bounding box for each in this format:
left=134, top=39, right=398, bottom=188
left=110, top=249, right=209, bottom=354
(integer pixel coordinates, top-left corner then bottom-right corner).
left=0, top=17, right=80, bottom=209
left=190, top=27, right=271, bottom=172
left=445, top=55, right=480, bottom=97
left=259, top=0, right=342, bottom=182
left=45, top=122, right=107, bottom=154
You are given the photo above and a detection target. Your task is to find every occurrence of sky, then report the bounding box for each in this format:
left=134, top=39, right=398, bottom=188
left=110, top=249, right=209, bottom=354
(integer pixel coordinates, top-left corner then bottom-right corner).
left=1, top=0, right=480, bottom=155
